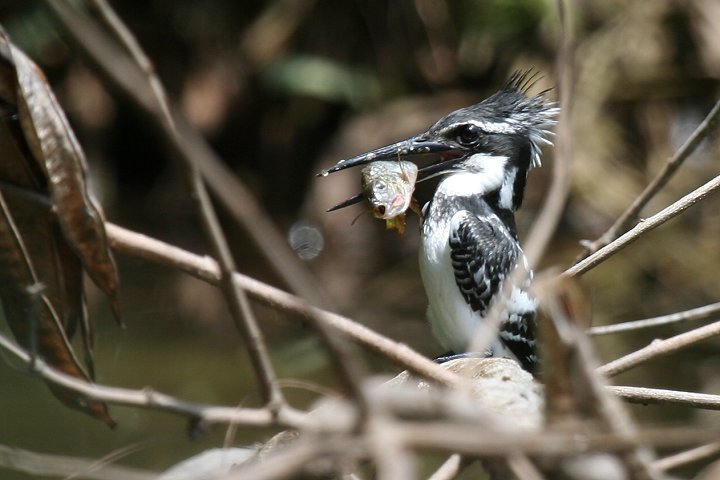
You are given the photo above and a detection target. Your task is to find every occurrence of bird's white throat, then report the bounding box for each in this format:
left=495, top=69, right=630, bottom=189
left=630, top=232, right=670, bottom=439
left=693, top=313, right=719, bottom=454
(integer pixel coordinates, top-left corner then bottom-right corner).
left=436, top=154, right=516, bottom=210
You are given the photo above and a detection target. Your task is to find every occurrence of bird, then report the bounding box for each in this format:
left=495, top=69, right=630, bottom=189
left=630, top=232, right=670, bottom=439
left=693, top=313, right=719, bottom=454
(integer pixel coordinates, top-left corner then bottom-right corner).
left=321, top=71, right=558, bottom=373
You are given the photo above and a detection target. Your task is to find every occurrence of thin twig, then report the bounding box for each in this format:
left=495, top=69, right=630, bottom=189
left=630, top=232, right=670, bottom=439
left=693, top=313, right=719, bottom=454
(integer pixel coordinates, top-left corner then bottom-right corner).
left=653, top=441, right=720, bottom=472
left=609, top=386, right=720, bottom=411
left=0, top=330, right=311, bottom=429
left=598, top=320, right=720, bottom=377
left=369, top=416, right=417, bottom=480
left=427, top=454, right=462, bottom=480
left=578, top=98, right=720, bottom=259
left=506, top=453, right=547, bottom=480
left=400, top=423, right=714, bottom=457
left=564, top=173, right=720, bottom=278
left=0, top=443, right=157, bottom=480
left=590, top=301, right=720, bottom=336
left=85, top=0, right=173, bottom=125
left=192, top=166, right=286, bottom=408
left=62, top=440, right=160, bottom=480
left=522, top=0, right=574, bottom=267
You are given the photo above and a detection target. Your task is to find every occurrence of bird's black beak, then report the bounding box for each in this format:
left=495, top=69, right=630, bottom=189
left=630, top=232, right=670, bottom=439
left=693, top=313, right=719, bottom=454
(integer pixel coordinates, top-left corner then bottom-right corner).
left=317, top=134, right=456, bottom=177
left=326, top=193, right=364, bottom=212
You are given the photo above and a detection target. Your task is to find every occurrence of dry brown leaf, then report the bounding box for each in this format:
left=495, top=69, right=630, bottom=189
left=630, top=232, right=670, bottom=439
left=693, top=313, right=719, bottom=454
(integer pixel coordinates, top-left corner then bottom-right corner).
left=9, top=36, right=120, bottom=319
left=0, top=30, right=116, bottom=426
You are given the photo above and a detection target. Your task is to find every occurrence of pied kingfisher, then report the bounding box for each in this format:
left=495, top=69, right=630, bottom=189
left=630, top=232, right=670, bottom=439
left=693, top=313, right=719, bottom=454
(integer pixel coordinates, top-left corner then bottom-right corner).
left=323, top=71, right=558, bottom=373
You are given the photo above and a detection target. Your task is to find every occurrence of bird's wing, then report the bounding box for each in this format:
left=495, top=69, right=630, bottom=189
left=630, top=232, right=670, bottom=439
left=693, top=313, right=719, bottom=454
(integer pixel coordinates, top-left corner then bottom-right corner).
left=448, top=210, right=538, bottom=372
left=448, top=210, right=519, bottom=315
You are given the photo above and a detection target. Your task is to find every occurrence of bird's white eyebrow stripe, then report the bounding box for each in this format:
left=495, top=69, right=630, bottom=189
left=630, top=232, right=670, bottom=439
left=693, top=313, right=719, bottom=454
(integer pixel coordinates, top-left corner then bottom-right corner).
left=440, top=120, right=521, bottom=136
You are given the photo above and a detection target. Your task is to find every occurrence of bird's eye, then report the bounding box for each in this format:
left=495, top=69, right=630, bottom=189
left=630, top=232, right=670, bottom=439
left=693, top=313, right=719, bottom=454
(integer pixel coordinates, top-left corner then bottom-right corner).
left=454, top=124, right=482, bottom=146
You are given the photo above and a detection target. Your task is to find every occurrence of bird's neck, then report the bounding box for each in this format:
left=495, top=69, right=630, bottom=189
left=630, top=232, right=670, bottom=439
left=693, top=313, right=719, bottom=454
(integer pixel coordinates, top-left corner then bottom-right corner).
left=436, top=166, right=525, bottom=211
left=434, top=170, right=522, bottom=238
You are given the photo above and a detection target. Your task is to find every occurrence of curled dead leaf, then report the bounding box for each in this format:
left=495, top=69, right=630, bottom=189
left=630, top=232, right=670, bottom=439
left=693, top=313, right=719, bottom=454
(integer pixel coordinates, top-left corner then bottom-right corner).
left=11, top=36, right=120, bottom=319
left=0, top=29, right=117, bottom=427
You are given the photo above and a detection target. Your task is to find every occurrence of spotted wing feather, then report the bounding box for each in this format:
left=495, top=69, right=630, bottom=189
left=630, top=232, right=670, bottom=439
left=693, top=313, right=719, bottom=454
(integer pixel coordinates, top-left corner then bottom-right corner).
left=449, top=211, right=519, bottom=315
left=448, top=210, right=538, bottom=372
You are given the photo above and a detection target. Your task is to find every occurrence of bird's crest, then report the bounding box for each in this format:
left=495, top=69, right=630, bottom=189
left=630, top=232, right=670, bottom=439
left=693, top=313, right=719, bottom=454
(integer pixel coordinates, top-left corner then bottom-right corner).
left=498, top=69, right=559, bottom=167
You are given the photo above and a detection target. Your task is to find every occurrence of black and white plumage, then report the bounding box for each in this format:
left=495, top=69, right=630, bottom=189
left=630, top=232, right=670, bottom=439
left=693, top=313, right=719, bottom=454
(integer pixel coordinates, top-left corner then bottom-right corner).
left=420, top=171, right=539, bottom=371
left=322, top=71, right=558, bottom=373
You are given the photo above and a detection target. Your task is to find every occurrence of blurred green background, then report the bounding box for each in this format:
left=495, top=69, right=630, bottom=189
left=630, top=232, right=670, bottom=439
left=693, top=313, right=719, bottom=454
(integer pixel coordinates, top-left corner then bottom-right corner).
left=1, top=0, right=720, bottom=477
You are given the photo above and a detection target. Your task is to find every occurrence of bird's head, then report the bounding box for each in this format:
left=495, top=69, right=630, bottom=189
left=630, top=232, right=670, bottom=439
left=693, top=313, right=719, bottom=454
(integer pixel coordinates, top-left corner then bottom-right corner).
left=321, top=71, right=558, bottom=211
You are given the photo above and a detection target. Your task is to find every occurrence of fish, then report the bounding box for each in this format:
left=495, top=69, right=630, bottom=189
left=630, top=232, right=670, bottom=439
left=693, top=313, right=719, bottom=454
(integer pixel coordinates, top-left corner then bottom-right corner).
left=361, top=160, right=419, bottom=235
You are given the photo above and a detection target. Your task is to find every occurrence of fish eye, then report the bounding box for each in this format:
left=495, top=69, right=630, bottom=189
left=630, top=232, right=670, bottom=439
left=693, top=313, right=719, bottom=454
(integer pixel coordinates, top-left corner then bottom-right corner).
left=376, top=181, right=386, bottom=190
left=454, top=124, right=482, bottom=147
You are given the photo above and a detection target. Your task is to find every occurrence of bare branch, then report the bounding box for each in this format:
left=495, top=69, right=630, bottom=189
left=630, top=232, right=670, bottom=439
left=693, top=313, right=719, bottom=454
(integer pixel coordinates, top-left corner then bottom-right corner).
left=225, top=425, right=715, bottom=480
left=522, top=0, right=574, bottom=266
left=0, top=330, right=312, bottom=430
left=369, top=417, right=417, bottom=480
left=579, top=98, right=720, bottom=258
left=399, top=423, right=714, bottom=457
left=609, top=386, right=720, bottom=411
left=84, top=0, right=174, bottom=126
left=653, top=442, right=720, bottom=472
left=590, top=301, right=720, bottom=336
left=103, top=222, right=462, bottom=388
left=564, top=173, right=720, bottom=278
left=506, top=453, right=547, bottom=480
left=427, top=454, right=462, bottom=480
left=598, top=320, right=720, bottom=377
